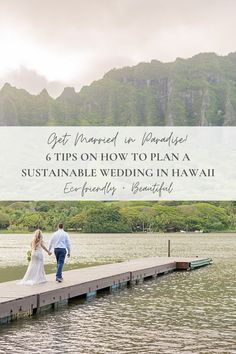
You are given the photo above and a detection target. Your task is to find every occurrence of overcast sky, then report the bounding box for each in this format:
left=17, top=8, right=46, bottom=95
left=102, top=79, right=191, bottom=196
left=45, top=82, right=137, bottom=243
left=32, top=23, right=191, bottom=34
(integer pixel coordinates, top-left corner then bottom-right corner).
left=1, top=0, right=236, bottom=97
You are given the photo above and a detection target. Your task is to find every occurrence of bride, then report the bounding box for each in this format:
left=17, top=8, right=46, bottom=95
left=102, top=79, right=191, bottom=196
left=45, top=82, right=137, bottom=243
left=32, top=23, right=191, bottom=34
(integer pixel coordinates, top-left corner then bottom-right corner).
left=20, top=229, right=51, bottom=285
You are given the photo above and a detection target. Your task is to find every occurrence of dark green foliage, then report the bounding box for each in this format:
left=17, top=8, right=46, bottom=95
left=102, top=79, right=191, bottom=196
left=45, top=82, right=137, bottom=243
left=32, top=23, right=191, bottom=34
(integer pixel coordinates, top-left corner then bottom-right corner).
left=177, top=203, right=229, bottom=232
left=0, top=201, right=233, bottom=233
left=0, top=212, right=10, bottom=228
left=82, top=205, right=131, bottom=233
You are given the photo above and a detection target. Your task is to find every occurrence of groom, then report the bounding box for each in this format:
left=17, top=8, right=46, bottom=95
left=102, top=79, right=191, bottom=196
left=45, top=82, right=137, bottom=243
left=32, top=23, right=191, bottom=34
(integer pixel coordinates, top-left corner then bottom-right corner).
left=49, top=223, right=71, bottom=282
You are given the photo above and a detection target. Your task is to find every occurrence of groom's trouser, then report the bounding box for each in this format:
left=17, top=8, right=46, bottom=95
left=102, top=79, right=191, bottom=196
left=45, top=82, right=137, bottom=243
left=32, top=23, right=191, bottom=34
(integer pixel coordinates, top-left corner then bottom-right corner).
left=54, top=248, right=66, bottom=279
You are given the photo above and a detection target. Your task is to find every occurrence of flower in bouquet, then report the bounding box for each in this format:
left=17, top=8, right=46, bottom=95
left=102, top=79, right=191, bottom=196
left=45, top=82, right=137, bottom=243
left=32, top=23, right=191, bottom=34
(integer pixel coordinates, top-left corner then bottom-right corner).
left=26, top=250, right=32, bottom=262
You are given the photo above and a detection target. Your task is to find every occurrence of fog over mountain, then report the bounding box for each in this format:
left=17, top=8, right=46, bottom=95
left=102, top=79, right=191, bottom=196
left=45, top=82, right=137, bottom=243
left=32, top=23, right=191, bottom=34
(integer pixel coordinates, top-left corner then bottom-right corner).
left=1, top=52, right=236, bottom=126
left=0, top=67, right=65, bottom=98
left=1, top=0, right=236, bottom=96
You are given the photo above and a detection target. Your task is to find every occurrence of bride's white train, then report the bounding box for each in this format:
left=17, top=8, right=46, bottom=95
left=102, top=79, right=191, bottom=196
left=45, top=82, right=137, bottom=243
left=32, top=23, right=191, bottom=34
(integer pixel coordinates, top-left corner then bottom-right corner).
left=19, top=229, right=51, bottom=285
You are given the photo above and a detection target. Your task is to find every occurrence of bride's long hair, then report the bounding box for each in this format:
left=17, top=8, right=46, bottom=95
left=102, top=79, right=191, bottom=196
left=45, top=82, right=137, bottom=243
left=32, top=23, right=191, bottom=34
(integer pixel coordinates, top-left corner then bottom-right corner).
left=31, top=229, right=42, bottom=250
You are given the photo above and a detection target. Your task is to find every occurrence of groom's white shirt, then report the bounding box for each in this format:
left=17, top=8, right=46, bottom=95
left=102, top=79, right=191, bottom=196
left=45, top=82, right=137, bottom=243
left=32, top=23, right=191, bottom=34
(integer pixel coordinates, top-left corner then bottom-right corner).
left=49, top=229, right=71, bottom=254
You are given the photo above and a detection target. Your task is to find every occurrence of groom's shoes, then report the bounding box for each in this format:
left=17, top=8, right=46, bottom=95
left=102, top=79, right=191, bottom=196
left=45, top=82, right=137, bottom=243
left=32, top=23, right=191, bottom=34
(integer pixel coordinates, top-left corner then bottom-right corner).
left=56, top=278, right=63, bottom=283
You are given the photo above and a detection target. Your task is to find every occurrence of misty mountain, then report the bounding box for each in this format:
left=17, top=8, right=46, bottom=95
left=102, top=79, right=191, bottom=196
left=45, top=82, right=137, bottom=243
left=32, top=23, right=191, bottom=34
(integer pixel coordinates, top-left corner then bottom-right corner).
left=1, top=52, right=236, bottom=126
left=0, top=66, right=65, bottom=99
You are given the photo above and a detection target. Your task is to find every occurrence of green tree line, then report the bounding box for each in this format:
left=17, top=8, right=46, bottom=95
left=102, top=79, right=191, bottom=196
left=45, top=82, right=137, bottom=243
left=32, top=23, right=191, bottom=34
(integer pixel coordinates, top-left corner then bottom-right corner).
left=0, top=201, right=235, bottom=233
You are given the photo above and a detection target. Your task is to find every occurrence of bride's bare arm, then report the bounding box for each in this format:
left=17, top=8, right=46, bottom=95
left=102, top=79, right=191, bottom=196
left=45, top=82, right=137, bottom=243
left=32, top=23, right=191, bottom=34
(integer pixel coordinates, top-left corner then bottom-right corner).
left=41, top=241, right=52, bottom=255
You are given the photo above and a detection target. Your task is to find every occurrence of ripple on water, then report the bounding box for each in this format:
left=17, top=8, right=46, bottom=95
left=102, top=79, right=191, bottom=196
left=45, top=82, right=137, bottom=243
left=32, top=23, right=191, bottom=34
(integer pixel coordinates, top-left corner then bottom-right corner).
left=0, top=233, right=236, bottom=353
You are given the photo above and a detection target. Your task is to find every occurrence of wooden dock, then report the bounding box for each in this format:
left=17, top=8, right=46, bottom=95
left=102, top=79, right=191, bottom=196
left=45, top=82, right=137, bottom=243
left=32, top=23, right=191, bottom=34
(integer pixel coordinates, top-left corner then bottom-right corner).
left=0, top=256, right=212, bottom=324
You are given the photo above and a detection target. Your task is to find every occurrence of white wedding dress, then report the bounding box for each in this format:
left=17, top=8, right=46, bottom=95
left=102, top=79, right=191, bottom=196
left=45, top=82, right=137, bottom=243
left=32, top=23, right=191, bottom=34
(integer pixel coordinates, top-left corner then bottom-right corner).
left=19, top=243, right=47, bottom=285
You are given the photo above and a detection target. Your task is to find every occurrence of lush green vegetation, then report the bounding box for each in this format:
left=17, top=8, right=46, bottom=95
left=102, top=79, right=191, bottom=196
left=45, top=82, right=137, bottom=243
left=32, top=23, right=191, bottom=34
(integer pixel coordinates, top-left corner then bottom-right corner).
left=0, top=201, right=235, bottom=233
left=1, top=52, right=236, bottom=233
left=1, top=52, right=236, bottom=126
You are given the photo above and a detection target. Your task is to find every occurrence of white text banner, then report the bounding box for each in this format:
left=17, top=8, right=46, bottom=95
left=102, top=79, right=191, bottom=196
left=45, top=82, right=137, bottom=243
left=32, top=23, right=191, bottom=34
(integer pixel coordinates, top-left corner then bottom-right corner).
left=0, top=127, right=235, bottom=200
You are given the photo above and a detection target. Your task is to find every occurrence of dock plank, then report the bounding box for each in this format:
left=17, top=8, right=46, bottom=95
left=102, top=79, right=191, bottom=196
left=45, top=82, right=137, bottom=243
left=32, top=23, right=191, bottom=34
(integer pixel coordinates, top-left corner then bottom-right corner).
left=0, top=256, right=212, bottom=323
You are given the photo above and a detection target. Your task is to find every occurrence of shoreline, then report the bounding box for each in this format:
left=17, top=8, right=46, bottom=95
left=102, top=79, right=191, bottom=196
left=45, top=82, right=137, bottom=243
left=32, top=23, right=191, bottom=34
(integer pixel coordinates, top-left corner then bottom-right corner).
left=0, top=230, right=236, bottom=235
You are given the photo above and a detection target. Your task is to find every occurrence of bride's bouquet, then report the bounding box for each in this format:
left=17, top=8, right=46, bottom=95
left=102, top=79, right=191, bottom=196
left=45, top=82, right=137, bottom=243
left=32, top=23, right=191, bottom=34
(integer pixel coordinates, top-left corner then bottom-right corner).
left=26, top=250, right=32, bottom=262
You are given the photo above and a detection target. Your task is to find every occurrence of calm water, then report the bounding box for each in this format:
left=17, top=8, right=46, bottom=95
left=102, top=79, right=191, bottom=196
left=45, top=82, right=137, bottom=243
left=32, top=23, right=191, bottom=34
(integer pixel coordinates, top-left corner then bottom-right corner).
left=0, top=233, right=235, bottom=354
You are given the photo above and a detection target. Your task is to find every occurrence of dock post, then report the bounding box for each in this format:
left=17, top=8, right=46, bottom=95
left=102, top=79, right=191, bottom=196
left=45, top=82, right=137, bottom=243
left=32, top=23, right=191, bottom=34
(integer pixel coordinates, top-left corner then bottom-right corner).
left=168, top=240, right=171, bottom=257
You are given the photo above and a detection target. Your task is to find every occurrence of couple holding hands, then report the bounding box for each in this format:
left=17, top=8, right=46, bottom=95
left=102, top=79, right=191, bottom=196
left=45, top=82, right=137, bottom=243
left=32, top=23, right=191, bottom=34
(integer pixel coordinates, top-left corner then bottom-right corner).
left=20, top=223, right=71, bottom=285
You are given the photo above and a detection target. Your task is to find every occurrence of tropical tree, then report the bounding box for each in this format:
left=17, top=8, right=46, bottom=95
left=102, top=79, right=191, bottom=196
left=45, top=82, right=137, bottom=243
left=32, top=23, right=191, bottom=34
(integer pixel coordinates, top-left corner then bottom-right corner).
left=0, top=212, right=10, bottom=229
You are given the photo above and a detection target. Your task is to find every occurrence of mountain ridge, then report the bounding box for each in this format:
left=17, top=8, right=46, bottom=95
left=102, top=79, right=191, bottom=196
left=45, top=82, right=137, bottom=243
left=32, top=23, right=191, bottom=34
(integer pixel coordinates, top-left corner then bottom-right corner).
left=1, top=51, right=236, bottom=125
